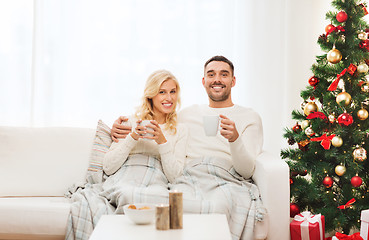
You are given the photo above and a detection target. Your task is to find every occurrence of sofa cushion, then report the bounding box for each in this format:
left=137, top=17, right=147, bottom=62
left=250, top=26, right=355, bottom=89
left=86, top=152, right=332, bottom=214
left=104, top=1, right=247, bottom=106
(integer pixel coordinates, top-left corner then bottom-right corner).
left=0, top=126, right=95, bottom=197
left=0, top=197, right=70, bottom=237
left=86, top=120, right=112, bottom=184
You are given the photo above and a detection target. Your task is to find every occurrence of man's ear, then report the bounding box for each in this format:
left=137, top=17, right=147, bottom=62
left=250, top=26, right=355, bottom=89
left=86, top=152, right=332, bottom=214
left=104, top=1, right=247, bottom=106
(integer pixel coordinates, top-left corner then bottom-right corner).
left=232, top=76, right=236, bottom=87
left=202, top=77, right=205, bottom=86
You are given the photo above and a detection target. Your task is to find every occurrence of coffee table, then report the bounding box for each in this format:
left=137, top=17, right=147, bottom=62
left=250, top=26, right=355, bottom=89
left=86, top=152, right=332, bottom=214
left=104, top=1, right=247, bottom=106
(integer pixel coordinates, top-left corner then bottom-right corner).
left=89, top=214, right=232, bottom=240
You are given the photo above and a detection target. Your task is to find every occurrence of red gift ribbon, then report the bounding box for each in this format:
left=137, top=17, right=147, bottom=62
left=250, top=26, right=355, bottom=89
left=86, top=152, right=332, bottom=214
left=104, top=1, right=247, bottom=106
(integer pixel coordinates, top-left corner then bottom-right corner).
left=328, top=69, right=347, bottom=91
left=310, top=134, right=336, bottom=150
left=327, top=25, right=346, bottom=36
left=335, top=232, right=363, bottom=240
left=307, top=111, right=327, bottom=120
left=338, top=198, right=356, bottom=209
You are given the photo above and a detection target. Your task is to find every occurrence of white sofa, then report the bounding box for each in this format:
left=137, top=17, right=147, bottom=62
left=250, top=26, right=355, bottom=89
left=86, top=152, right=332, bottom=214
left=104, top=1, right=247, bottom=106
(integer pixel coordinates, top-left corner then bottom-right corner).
left=0, top=125, right=290, bottom=240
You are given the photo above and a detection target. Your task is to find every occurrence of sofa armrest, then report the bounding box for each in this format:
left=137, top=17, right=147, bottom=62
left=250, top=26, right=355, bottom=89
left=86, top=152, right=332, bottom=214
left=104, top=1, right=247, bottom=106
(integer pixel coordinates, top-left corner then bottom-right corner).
left=252, top=151, right=290, bottom=240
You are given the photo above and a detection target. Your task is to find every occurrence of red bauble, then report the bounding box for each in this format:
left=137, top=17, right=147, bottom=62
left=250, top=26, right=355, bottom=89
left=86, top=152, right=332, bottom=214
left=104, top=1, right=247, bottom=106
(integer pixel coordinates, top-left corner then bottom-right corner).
left=290, top=203, right=300, bottom=218
left=290, top=178, right=294, bottom=185
left=325, top=24, right=335, bottom=33
left=323, top=176, right=333, bottom=188
left=299, top=170, right=308, bottom=176
left=291, top=171, right=299, bottom=177
left=309, top=76, right=319, bottom=86
left=336, top=11, right=348, bottom=22
left=351, top=176, right=363, bottom=188
left=292, top=123, right=302, bottom=133
left=337, top=113, right=354, bottom=126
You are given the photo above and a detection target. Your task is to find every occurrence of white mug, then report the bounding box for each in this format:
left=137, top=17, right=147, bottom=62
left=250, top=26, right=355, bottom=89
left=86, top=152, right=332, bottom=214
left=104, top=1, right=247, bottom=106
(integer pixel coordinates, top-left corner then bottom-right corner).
left=139, top=120, right=154, bottom=138
left=203, top=115, right=220, bottom=136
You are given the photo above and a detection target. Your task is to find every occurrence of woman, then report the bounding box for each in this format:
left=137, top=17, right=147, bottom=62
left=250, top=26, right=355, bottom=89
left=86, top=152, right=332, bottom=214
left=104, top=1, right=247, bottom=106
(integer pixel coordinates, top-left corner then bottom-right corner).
left=103, top=69, right=187, bottom=183
left=65, top=70, right=187, bottom=240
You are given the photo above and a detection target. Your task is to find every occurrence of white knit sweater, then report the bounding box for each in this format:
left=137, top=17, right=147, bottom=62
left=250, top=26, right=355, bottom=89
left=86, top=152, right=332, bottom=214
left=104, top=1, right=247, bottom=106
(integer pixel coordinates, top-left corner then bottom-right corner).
left=178, top=104, right=263, bottom=179
left=103, top=116, right=188, bottom=183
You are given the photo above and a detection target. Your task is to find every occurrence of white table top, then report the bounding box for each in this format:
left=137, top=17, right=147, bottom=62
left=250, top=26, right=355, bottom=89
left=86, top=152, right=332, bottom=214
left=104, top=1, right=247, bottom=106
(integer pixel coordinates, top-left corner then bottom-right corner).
left=89, top=214, right=232, bottom=240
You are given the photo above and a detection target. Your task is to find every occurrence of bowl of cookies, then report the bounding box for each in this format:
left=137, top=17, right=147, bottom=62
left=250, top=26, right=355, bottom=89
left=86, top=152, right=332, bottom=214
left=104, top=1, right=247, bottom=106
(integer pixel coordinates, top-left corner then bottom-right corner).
left=123, top=203, right=156, bottom=225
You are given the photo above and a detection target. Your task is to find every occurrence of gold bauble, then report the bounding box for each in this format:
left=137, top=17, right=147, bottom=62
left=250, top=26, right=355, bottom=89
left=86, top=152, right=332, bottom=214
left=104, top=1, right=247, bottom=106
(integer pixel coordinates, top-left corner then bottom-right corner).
left=303, top=102, right=318, bottom=116
left=353, top=147, right=367, bottom=161
left=336, top=92, right=352, bottom=106
left=357, top=63, right=369, bottom=73
left=301, top=120, right=310, bottom=129
left=358, top=31, right=368, bottom=41
left=327, top=48, right=342, bottom=64
left=332, top=136, right=343, bottom=147
left=328, top=114, right=336, bottom=123
left=335, top=165, right=346, bottom=176
left=357, top=108, right=369, bottom=120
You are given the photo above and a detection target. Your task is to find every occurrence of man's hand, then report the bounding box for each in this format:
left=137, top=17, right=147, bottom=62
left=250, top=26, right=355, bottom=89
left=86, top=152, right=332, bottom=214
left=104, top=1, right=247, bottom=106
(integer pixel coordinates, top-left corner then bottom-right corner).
left=219, top=114, right=239, bottom=142
left=111, top=116, right=132, bottom=143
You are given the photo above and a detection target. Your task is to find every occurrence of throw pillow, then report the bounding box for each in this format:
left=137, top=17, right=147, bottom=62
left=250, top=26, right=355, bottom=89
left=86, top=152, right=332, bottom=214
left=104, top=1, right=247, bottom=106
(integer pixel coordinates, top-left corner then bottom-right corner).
left=86, top=119, right=112, bottom=184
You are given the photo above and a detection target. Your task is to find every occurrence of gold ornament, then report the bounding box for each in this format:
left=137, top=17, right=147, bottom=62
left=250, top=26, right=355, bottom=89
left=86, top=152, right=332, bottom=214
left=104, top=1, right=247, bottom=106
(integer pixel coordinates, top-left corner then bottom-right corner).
left=362, top=83, right=369, bottom=93
left=300, top=101, right=307, bottom=110
left=301, top=120, right=310, bottom=129
left=336, top=92, right=351, bottom=106
left=353, top=147, right=367, bottom=161
left=357, top=108, right=369, bottom=120
left=335, top=165, right=346, bottom=176
left=357, top=63, right=369, bottom=73
left=332, top=136, right=343, bottom=147
left=358, top=31, right=368, bottom=40
left=327, top=48, right=342, bottom=64
left=328, top=114, right=336, bottom=123
left=303, top=102, right=318, bottom=115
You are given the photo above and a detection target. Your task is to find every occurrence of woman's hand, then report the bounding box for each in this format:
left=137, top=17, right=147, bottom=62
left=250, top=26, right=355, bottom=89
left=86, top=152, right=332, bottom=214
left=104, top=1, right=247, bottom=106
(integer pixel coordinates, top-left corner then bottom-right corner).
left=130, top=120, right=146, bottom=141
left=143, top=120, right=167, bottom=144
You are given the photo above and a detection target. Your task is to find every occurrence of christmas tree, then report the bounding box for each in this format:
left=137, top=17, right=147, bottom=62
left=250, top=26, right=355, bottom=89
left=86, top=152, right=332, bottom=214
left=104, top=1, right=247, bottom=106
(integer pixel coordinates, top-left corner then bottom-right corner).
left=281, top=0, right=369, bottom=234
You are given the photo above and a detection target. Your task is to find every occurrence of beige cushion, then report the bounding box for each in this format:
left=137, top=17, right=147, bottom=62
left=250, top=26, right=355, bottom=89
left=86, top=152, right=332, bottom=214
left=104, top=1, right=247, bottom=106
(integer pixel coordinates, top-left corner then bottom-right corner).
left=0, top=197, right=70, bottom=236
left=0, top=126, right=95, bottom=197
left=85, top=120, right=112, bottom=183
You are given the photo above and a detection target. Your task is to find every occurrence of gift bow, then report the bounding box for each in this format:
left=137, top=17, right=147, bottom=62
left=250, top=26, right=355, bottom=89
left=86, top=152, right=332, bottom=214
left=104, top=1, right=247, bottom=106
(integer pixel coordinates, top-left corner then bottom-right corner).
left=311, top=134, right=336, bottom=150
left=335, top=232, right=363, bottom=240
left=307, top=111, right=328, bottom=120
left=328, top=69, right=347, bottom=91
left=327, top=25, right=346, bottom=36
left=294, top=211, right=324, bottom=240
left=338, top=198, right=356, bottom=209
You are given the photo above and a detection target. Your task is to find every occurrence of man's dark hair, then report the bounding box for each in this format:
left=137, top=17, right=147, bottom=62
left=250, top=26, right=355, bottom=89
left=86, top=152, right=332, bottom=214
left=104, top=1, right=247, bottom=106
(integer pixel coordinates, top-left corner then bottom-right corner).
left=204, top=56, right=234, bottom=76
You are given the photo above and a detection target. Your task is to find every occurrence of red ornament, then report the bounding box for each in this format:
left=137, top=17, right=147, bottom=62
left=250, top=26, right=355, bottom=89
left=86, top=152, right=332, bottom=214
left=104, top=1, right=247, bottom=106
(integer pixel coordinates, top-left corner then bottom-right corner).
left=323, top=176, right=333, bottom=188
left=291, top=171, right=299, bottom=177
left=336, top=11, right=348, bottom=22
left=290, top=178, right=294, bottom=185
left=347, top=63, right=357, bottom=75
left=308, top=76, right=319, bottom=87
left=325, top=24, right=335, bottom=33
left=351, top=176, right=363, bottom=188
left=337, top=113, right=354, bottom=126
left=299, top=170, right=308, bottom=176
left=290, top=203, right=300, bottom=218
left=292, top=123, right=302, bottom=133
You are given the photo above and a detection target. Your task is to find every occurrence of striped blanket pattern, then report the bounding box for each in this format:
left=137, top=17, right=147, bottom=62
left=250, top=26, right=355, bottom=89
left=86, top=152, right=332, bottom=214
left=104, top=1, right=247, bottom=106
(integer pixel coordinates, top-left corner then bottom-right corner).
left=65, top=154, right=265, bottom=240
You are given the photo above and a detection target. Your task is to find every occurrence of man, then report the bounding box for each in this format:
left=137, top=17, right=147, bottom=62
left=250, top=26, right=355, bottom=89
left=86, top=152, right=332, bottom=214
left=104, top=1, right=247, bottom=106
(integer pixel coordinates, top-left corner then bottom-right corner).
left=111, top=55, right=263, bottom=180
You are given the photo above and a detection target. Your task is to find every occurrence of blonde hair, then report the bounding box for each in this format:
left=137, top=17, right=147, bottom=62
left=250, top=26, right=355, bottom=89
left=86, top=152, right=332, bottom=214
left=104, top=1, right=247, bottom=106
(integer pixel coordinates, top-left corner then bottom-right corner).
left=134, top=69, right=181, bottom=133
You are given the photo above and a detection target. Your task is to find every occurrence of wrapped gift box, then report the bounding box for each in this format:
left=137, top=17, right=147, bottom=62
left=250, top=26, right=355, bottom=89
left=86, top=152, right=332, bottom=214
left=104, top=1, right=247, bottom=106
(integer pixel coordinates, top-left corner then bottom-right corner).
left=361, top=209, right=369, bottom=240
left=290, top=211, right=325, bottom=240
